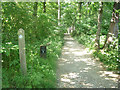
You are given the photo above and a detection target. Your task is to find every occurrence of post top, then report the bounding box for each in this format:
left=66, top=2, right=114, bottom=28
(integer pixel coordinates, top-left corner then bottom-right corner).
left=18, top=28, right=24, bottom=34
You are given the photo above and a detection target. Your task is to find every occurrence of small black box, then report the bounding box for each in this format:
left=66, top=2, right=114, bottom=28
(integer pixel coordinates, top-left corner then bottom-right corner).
left=40, top=46, right=46, bottom=58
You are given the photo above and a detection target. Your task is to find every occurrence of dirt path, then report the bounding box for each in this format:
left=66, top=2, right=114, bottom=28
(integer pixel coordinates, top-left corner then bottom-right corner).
left=57, top=34, right=118, bottom=88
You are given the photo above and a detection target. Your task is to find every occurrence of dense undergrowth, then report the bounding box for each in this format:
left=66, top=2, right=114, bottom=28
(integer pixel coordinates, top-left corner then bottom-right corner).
left=2, top=2, right=65, bottom=88
left=68, top=2, right=119, bottom=71
left=71, top=15, right=119, bottom=71
left=73, top=33, right=119, bottom=71
left=2, top=28, right=64, bottom=88
left=71, top=11, right=119, bottom=71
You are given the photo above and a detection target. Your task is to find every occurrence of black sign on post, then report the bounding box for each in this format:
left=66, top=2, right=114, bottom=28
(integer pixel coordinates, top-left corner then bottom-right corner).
left=40, top=46, right=46, bottom=58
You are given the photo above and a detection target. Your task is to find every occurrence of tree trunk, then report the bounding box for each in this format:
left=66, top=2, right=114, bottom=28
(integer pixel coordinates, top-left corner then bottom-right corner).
left=78, top=2, right=82, bottom=19
left=71, top=2, right=79, bottom=31
left=102, top=2, right=120, bottom=49
left=58, top=0, right=60, bottom=26
left=85, top=2, right=90, bottom=20
left=95, top=2, right=103, bottom=50
left=33, top=2, right=38, bottom=39
left=43, top=0, right=46, bottom=13
left=88, top=2, right=91, bottom=16
left=33, top=2, right=38, bottom=17
left=113, top=2, right=120, bottom=37
left=118, top=33, right=120, bottom=74
left=86, top=3, right=88, bottom=19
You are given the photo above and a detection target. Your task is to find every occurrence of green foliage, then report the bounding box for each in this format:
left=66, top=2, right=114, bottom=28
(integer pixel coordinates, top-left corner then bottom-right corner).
left=2, top=30, right=64, bottom=88
left=73, top=33, right=119, bottom=71
left=93, top=49, right=119, bottom=71
left=61, top=2, right=77, bottom=27
left=71, top=2, right=118, bottom=71
left=2, top=2, right=119, bottom=88
left=74, top=33, right=119, bottom=71
left=2, top=2, right=64, bottom=88
left=73, top=33, right=95, bottom=48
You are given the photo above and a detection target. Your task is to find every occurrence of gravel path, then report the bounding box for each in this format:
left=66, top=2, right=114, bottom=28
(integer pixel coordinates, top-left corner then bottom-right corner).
left=57, top=34, right=118, bottom=88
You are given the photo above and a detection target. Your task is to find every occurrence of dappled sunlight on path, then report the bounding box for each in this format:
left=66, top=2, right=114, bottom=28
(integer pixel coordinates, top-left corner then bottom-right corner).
left=57, top=34, right=118, bottom=88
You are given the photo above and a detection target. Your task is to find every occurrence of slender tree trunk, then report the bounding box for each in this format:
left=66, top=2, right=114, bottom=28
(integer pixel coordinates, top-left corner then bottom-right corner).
left=102, top=2, right=120, bottom=49
left=72, top=15, right=76, bottom=31
left=88, top=2, right=91, bottom=16
left=33, top=2, right=38, bottom=39
left=71, top=2, right=79, bottom=31
left=78, top=2, right=82, bottom=19
left=33, top=2, right=38, bottom=17
left=86, top=3, right=88, bottom=19
left=43, top=0, right=46, bottom=13
left=95, top=2, right=103, bottom=50
left=85, top=2, right=90, bottom=20
left=113, top=2, right=120, bottom=37
left=118, top=33, right=120, bottom=75
left=58, top=0, right=60, bottom=26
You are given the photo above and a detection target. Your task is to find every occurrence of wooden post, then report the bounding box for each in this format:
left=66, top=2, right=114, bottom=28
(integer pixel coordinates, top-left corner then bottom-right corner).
left=18, top=28, right=27, bottom=75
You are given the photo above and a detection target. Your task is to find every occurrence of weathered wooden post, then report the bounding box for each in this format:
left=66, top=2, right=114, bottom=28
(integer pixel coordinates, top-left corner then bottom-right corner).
left=18, top=28, right=27, bottom=75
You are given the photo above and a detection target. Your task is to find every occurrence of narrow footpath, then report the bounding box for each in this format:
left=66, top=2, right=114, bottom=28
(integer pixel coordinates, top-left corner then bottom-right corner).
left=57, top=34, right=118, bottom=88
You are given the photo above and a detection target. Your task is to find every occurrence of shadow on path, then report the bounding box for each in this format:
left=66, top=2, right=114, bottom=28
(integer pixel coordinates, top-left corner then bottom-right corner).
left=57, top=34, right=118, bottom=88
